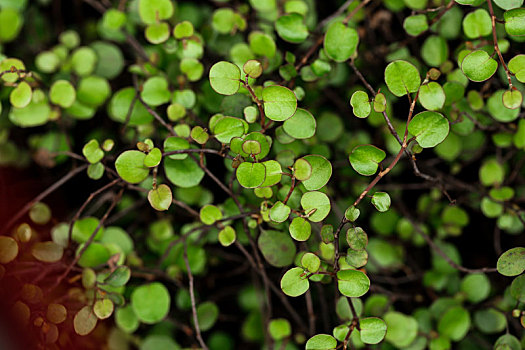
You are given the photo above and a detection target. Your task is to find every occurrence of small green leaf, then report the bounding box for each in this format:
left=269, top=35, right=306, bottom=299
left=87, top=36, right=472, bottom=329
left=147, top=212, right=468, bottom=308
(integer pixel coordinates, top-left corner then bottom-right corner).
left=371, top=192, right=391, bottom=212
left=242, top=140, right=261, bottom=155
left=421, top=35, right=448, bottom=67
left=164, top=157, right=205, bottom=188
left=74, top=306, right=98, bottom=336
left=301, top=155, right=332, bottom=190
left=212, top=8, right=235, bottom=34
left=236, top=162, right=266, bottom=188
left=258, top=230, right=296, bottom=267
left=218, top=226, right=236, bottom=247
left=289, top=217, right=312, bottom=241
left=462, top=9, right=492, bottom=38
left=31, top=241, right=63, bottom=263
left=46, top=303, right=67, bottom=324
left=144, top=147, right=162, bottom=168
left=301, top=191, right=331, bottom=222
left=196, top=301, right=219, bottom=331
left=141, top=76, right=171, bottom=106
left=209, top=61, right=241, bottom=96
left=419, top=82, right=445, bottom=111
left=502, top=89, right=522, bottom=109
left=350, top=90, right=371, bottom=118
left=384, top=60, right=421, bottom=97
left=50, top=80, right=76, bottom=108
left=10, top=81, right=32, bottom=108
left=346, top=227, right=368, bottom=250
left=497, top=247, right=525, bottom=276
left=243, top=59, right=262, bottom=78
left=360, top=317, right=387, bottom=344
left=115, top=306, right=139, bottom=333
left=173, top=21, right=194, bottom=39
left=508, top=54, right=525, bottom=82
left=437, top=306, right=470, bottom=341
left=293, top=158, right=312, bottom=181
left=115, top=150, right=150, bottom=184
left=403, top=14, right=428, bottom=36
left=82, top=268, right=97, bottom=289
left=262, top=85, right=297, bottom=121
left=349, top=145, right=386, bottom=176
left=283, top=108, right=316, bottom=139
left=323, top=21, right=359, bottom=62
left=145, top=22, right=170, bottom=44
left=280, top=267, right=309, bottom=297
left=104, top=266, right=131, bottom=287
left=191, top=126, right=209, bottom=145
left=384, top=312, right=418, bottom=348
left=408, top=111, right=449, bottom=148
left=148, top=184, right=172, bottom=211
left=337, top=269, right=370, bottom=297
left=77, top=243, right=110, bottom=267
left=260, top=160, right=282, bottom=187
left=131, top=282, right=171, bottom=324
left=494, top=0, right=523, bottom=9
left=305, top=334, right=337, bottom=350
left=200, top=204, right=223, bottom=225
left=82, top=139, right=104, bottom=164
left=269, top=201, right=291, bottom=223
left=275, top=13, right=309, bottom=43
left=138, top=0, right=174, bottom=25
left=301, top=252, right=321, bottom=273
left=461, top=50, right=498, bottom=82
left=373, top=93, right=386, bottom=113
left=487, top=90, right=520, bottom=122
left=504, top=8, right=525, bottom=36
left=29, top=202, right=51, bottom=225
left=0, top=236, right=19, bottom=264
left=268, top=318, right=291, bottom=341
left=93, top=298, right=114, bottom=320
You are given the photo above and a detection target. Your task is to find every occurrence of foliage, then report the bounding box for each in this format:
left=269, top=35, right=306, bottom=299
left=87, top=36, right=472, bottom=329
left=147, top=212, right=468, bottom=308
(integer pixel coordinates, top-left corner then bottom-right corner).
left=0, top=0, right=524, bottom=349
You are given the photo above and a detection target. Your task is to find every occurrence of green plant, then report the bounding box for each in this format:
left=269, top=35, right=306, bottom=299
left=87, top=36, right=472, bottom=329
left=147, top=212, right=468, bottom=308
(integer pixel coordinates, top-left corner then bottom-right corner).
left=0, top=0, right=524, bottom=349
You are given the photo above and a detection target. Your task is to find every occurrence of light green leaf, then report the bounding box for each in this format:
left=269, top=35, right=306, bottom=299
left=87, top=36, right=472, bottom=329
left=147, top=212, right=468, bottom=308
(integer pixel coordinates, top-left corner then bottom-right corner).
left=10, top=81, right=32, bottom=108
left=403, top=14, right=428, bottom=36
left=462, top=9, right=492, bottom=38
left=461, top=50, right=498, bottom=82
left=293, top=158, right=312, bottom=181
left=131, top=282, right=171, bottom=324
left=141, top=76, right=171, bottom=106
left=323, top=21, right=359, bottom=62
left=74, top=306, right=98, bottom=336
left=262, top=85, right=297, bottom=121
left=145, top=22, right=170, bottom=44
left=346, top=227, right=368, bottom=250
left=305, top=334, right=337, bottom=350
left=419, top=82, right=445, bottom=111
left=497, top=247, right=525, bottom=276
left=50, top=80, right=76, bottom=108
left=31, top=241, right=63, bottom=263
left=258, top=230, right=296, bottom=267
left=280, top=267, right=309, bottom=297
left=384, top=312, right=418, bottom=348
left=82, top=139, right=104, bottom=164
left=502, top=89, right=522, bottom=109
left=148, top=184, right=172, bottom=211
left=301, top=252, right=321, bottom=273
left=371, top=192, right=391, bottom=212
left=200, top=204, right=223, bottom=225
left=138, top=0, right=174, bottom=25
left=301, top=155, right=332, bottom=190
left=283, top=108, right=316, bottom=139
left=349, top=145, right=386, bottom=176
left=487, top=90, right=520, bottom=122
left=209, top=61, right=241, bottom=96
left=164, top=157, right=205, bottom=188
left=384, top=60, right=421, bottom=97
left=196, top=301, right=219, bottom=331
left=301, top=191, right=331, bottom=222
left=269, top=201, right=291, bottom=223
left=275, top=13, right=309, bottom=43
left=115, top=150, right=150, bottom=184
left=289, top=217, right=312, bottom=241
left=218, top=226, right=236, bottom=247
left=504, top=8, right=525, bottom=36
left=337, top=269, right=370, bottom=297
left=408, top=111, right=449, bottom=148
left=94, top=298, right=114, bottom=320
left=0, top=236, right=18, bottom=264
left=268, top=318, right=291, bottom=341
left=104, top=266, right=131, bottom=287
left=508, top=54, right=525, bottom=82
left=437, top=306, right=470, bottom=341
left=350, top=90, right=371, bottom=118
left=236, top=162, right=266, bottom=188
left=360, top=317, right=387, bottom=344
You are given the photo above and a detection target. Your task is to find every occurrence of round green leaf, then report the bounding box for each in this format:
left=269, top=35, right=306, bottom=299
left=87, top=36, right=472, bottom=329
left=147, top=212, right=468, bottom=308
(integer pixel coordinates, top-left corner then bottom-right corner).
left=243, top=59, right=262, bottom=79
left=82, top=139, right=104, bottom=164
left=31, top=241, right=63, bottom=263
left=508, top=54, right=525, bottom=82
left=74, top=306, right=98, bottom=336
left=497, top=247, right=525, bottom=276
left=268, top=318, right=291, bottom=341
left=104, top=266, right=131, bottom=287
left=384, top=312, right=418, bottom=348
left=504, top=8, right=525, bottom=36
left=349, top=145, right=386, bottom=176
left=421, top=35, right=448, bottom=67
left=289, top=217, right=312, bottom=241
left=144, top=147, right=162, bottom=167
left=260, top=160, right=282, bottom=187
left=474, top=308, right=507, bottom=334
left=138, top=0, right=174, bottom=25
left=419, top=82, right=445, bottom=111
left=141, top=76, right=171, bottom=107
left=77, top=76, right=111, bottom=107
left=29, top=202, right=51, bottom=225
left=212, top=116, right=245, bottom=143
left=346, top=227, right=368, bottom=250
left=115, top=150, right=150, bottom=184
left=94, top=298, right=114, bottom=320
left=77, top=242, right=110, bottom=267
left=131, top=282, right=171, bottom=324
left=10, top=81, right=32, bottom=108
left=174, top=21, right=194, bottom=39
left=384, top=60, right=421, bottom=97
left=196, top=301, right=219, bottom=331
left=236, top=162, right=266, bottom=188
left=345, top=206, right=360, bottom=222
left=403, top=14, right=428, bottom=36
left=293, top=158, right=312, bottom=181
left=337, top=269, right=370, bottom=297
left=249, top=31, right=276, bottom=58
left=0, top=8, right=22, bottom=43
left=305, top=334, right=337, bottom=350
left=461, top=50, right=498, bottom=82
left=115, top=306, right=139, bottom=333
left=437, top=306, right=470, bottom=341
left=269, top=201, right=291, bottom=223
left=462, top=9, right=492, bottom=38
left=108, top=87, right=153, bottom=125
left=212, top=8, right=235, bottom=34
left=301, top=155, right=332, bottom=190
left=350, top=90, right=371, bottom=118
left=460, top=273, right=490, bottom=303
left=50, top=80, right=76, bottom=108
left=280, top=267, right=309, bottom=297
left=488, top=89, right=520, bottom=122
left=71, top=47, right=97, bottom=76
left=408, top=111, right=449, bottom=148
left=301, top=191, right=331, bottom=222
left=258, top=229, right=296, bottom=267
left=323, top=21, right=359, bottom=62
left=200, top=204, right=223, bottom=225
left=275, top=13, right=309, bottom=44
left=371, top=192, right=391, bottom=212
left=164, top=157, right=205, bottom=188
left=209, top=61, right=241, bottom=96
left=301, top=252, right=321, bottom=273
left=145, top=22, right=170, bottom=44
left=218, top=226, right=236, bottom=247
left=282, top=108, right=316, bottom=139
left=494, top=0, right=523, bottom=9
left=360, top=317, right=387, bottom=344
left=0, top=236, right=18, bottom=264
left=148, top=184, right=172, bottom=211
left=262, top=85, right=297, bottom=121
left=502, top=89, right=523, bottom=109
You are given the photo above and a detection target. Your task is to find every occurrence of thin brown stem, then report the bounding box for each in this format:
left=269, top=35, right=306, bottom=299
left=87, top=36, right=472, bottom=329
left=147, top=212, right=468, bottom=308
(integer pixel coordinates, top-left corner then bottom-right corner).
left=486, top=0, right=513, bottom=88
